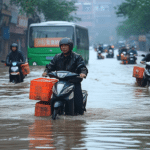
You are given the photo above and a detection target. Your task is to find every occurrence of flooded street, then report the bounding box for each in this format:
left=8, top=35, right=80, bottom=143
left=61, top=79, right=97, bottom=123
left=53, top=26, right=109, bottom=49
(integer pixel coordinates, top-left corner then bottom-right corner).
left=1, top=49, right=150, bottom=150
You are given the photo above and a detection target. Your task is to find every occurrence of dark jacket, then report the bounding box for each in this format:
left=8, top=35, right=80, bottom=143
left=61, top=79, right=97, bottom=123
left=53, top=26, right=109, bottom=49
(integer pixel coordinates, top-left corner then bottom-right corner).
left=119, top=48, right=127, bottom=54
left=98, top=46, right=103, bottom=52
left=6, top=50, right=26, bottom=66
left=127, top=49, right=138, bottom=55
left=47, top=52, right=88, bottom=76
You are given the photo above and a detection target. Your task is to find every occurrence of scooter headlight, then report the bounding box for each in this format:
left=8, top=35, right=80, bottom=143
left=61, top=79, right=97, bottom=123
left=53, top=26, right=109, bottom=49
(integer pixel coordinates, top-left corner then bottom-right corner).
left=69, top=92, right=74, bottom=100
left=57, top=73, right=68, bottom=78
left=11, top=66, right=19, bottom=72
left=12, top=62, right=17, bottom=66
left=33, top=62, right=37, bottom=66
left=61, top=85, right=74, bottom=95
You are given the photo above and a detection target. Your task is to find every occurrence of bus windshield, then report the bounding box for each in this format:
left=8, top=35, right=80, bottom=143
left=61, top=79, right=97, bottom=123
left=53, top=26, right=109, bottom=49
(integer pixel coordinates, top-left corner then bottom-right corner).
left=29, top=26, right=74, bottom=48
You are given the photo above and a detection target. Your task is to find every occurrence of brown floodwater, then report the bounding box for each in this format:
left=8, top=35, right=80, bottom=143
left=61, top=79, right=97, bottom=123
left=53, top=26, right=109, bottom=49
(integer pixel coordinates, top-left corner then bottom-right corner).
left=0, top=49, right=150, bottom=150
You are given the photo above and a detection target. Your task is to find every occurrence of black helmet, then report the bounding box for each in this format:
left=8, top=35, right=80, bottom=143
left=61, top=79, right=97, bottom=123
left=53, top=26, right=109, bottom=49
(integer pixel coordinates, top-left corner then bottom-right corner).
left=59, top=38, right=73, bottom=51
left=10, top=43, right=18, bottom=50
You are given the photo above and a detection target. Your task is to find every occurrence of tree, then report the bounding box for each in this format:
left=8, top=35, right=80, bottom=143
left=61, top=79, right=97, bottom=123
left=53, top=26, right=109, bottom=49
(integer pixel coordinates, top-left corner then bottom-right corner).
left=115, top=0, right=150, bottom=38
left=10, top=0, right=39, bottom=16
left=39, top=0, right=80, bottom=21
left=10, top=0, right=80, bottom=22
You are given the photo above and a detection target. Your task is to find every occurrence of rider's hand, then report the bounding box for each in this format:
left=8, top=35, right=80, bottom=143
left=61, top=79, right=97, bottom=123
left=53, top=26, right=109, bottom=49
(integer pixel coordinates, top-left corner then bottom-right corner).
left=80, top=73, right=86, bottom=78
left=140, top=61, right=145, bottom=64
left=42, top=72, right=47, bottom=77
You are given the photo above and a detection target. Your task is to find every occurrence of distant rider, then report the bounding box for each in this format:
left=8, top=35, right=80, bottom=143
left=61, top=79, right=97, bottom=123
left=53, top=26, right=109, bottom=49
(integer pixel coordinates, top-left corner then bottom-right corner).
left=127, top=46, right=138, bottom=56
left=108, top=45, right=114, bottom=57
left=42, top=38, right=88, bottom=115
left=127, top=46, right=138, bottom=63
left=98, top=44, right=103, bottom=53
left=6, top=43, right=26, bottom=82
left=120, top=45, right=127, bottom=55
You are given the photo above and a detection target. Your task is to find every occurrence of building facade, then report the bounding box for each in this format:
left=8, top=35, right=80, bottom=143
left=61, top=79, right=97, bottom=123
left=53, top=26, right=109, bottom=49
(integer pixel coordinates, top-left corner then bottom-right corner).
left=0, top=0, right=29, bottom=59
left=74, top=0, right=124, bottom=45
left=0, top=0, right=43, bottom=59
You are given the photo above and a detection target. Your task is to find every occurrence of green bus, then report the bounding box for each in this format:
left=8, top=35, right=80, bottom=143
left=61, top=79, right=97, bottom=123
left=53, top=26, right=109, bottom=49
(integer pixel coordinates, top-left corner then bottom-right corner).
left=28, top=21, right=89, bottom=66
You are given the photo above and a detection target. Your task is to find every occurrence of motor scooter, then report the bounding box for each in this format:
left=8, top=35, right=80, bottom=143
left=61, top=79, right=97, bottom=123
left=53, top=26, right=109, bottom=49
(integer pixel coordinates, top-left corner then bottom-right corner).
left=121, top=51, right=128, bottom=64
left=97, top=50, right=104, bottom=59
left=117, top=50, right=127, bottom=60
left=106, top=49, right=114, bottom=58
left=1, top=60, right=24, bottom=83
left=127, top=52, right=136, bottom=64
left=48, top=66, right=88, bottom=120
left=139, top=55, right=150, bottom=87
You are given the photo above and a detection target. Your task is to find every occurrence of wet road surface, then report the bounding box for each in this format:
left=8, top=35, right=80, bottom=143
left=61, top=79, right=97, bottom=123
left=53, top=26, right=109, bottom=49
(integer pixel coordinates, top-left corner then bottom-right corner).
left=0, top=49, right=150, bottom=150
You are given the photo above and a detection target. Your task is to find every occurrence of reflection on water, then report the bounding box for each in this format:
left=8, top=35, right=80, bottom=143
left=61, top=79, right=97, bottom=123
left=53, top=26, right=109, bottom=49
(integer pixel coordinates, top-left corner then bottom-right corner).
left=1, top=50, right=150, bottom=149
left=28, top=120, right=55, bottom=150
left=134, top=88, right=150, bottom=99
left=28, top=119, right=86, bottom=150
left=27, top=119, right=150, bottom=150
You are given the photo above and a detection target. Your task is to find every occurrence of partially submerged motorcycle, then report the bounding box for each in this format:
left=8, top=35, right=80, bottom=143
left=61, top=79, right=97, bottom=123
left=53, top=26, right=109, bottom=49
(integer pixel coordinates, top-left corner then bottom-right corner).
left=121, top=52, right=136, bottom=64
left=121, top=51, right=128, bottom=64
left=97, top=50, right=104, bottom=59
left=117, top=49, right=127, bottom=60
left=1, top=60, right=29, bottom=83
left=48, top=70, right=88, bottom=120
left=128, top=52, right=136, bottom=64
left=139, top=55, right=150, bottom=87
left=133, top=54, right=150, bottom=87
left=106, top=49, right=114, bottom=58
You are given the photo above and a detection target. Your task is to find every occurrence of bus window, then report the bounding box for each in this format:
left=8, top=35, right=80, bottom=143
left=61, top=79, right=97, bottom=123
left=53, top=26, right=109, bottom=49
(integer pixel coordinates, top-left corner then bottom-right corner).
left=76, top=27, right=89, bottom=50
left=29, top=26, right=74, bottom=48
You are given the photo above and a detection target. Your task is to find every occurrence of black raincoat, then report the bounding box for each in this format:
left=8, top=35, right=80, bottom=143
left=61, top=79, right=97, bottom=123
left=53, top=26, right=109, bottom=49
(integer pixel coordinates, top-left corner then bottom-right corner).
left=6, top=50, right=26, bottom=82
left=6, top=50, right=26, bottom=66
left=46, top=51, right=88, bottom=114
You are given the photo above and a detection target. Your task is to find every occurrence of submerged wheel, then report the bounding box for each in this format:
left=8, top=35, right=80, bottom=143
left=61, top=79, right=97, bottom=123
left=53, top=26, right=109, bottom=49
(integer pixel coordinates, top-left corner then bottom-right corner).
left=136, top=78, right=142, bottom=86
left=14, top=77, right=18, bottom=84
left=52, top=109, right=57, bottom=120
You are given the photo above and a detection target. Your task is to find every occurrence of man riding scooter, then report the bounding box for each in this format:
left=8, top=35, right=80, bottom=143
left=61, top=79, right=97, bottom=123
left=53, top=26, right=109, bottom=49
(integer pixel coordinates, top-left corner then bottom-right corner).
left=117, top=45, right=127, bottom=60
left=98, top=44, right=104, bottom=53
left=127, top=46, right=138, bottom=64
left=140, top=48, right=150, bottom=86
left=6, top=43, right=26, bottom=82
left=42, top=38, right=88, bottom=115
left=106, top=45, right=114, bottom=58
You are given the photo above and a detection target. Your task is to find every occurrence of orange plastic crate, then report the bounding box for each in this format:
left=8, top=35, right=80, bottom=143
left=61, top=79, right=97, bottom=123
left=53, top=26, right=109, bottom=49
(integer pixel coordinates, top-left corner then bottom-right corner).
left=35, top=101, right=51, bottom=117
left=133, top=66, right=145, bottom=78
left=21, top=63, right=30, bottom=75
left=29, top=78, right=58, bottom=101
left=121, top=54, right=127, bottom=60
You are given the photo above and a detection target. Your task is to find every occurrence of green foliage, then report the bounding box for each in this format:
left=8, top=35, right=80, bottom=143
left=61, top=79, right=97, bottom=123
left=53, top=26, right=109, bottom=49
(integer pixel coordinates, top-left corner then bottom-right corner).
left=10, top=0, right=39, bottom=16
left=39, top=0, right=80, bottom=21
left=115, top=0, right=150, bottom=38
left=10, top=0, right=80, bottom=21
